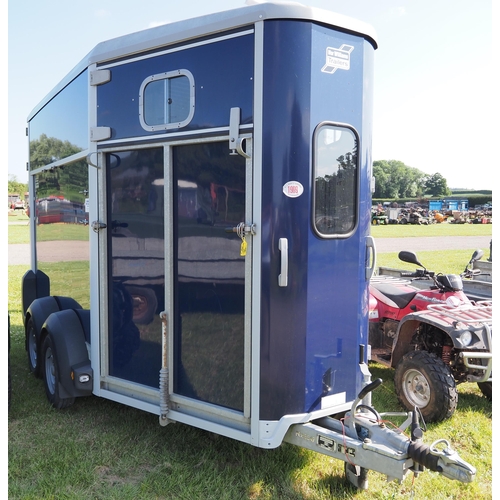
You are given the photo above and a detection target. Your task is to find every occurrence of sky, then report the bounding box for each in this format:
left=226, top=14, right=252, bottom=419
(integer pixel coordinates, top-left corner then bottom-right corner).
left=6, top=0, right=495, bottom=190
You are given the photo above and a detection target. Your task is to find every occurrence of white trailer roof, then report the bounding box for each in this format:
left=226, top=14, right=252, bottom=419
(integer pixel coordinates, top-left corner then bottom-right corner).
left=28, top=1, right=377, bottom=120
left=87, top=1, right=377, bottom=64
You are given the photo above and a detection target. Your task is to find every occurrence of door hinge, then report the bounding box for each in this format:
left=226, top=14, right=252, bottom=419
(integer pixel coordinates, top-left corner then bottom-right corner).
left=90, top=127, right=112, bottom=142
left=90, top=69, right=111, bottom=86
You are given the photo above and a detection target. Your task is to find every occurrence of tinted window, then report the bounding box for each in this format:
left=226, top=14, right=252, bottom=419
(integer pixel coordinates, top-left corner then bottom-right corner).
left=34, top=161, right=90, bottom=308
left=29, top=71, right=88, bottom=169
left=139, top=70, right=194, bottom=131
left=313, top=124, right=358, bottom=236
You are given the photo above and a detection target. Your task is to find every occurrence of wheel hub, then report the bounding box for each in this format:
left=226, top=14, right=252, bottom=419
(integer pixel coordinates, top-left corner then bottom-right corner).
left=404, top=369, right=430, bottom=407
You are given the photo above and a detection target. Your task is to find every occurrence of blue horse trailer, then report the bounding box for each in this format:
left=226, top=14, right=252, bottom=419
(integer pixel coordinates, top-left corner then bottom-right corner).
left=23, top=1, right=474, bottom=489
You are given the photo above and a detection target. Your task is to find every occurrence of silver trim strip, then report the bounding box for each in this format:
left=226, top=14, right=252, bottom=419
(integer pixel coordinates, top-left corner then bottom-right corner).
left=250, top=19, right=264, bottom=445
left=95, top=124, right=253, bottom=148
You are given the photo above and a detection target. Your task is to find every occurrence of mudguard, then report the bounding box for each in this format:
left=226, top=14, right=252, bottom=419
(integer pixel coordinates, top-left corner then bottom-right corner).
left=42, top=309, right=93, bottom=398
left=25, top=296, right=82, bottom=355
left=22, top=269, right=50, bottom=320
left=391, top=302, right=493, bottom=368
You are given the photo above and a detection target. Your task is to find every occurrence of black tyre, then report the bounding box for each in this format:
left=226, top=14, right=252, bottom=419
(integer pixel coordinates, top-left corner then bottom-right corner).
left=126, top=286, right=158, bottom=325
left=477, top=381, right=492, bottom=400
left=394, top=350, right=457, bottom=422
left=26, top=317, right=42, bottom=378
left=42, top=335, right=75, bottom=409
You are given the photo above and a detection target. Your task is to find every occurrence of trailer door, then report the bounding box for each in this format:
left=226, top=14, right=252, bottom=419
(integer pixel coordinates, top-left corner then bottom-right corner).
left=104, top=139, right=251, bottom=416
left=105, top=146, right=166, bottom=389
left=170, top=139, right=251, bottom=415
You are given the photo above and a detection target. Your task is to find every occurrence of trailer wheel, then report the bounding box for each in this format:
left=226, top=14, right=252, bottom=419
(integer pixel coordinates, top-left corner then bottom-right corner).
left=42, top=335, right=75, bottom=409
left=26, top=317, right=42, bottom=378
left=126, top=286, right=158, bottom=325
left=477, top=381, right=492, bottom=400
left=394, top=350, right=457, bottom=422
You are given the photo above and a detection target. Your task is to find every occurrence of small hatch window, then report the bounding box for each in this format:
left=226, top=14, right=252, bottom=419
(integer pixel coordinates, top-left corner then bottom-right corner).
left=313, top=124, right=358, bottom=237
left=139, top=70, right=195, bottom=131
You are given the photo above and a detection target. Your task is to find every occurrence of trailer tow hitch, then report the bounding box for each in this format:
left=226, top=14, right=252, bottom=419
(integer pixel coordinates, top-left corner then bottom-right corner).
left=407, top=438, right=477, bottom=483
left=284, top=378, right=476, bottom=489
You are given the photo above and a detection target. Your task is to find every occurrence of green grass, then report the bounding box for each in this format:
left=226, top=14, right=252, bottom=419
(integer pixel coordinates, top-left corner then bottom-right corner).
left=8, top=218, right=88, bottom=244
left=376, top=249, right=491, bottom=276
left=38, top=261, right=90, bottom=309
left=8, top=218, right=493, bottom=499
left=370, top=221, right=492, bottom=275
left=370, top=222, right=492, bottom=238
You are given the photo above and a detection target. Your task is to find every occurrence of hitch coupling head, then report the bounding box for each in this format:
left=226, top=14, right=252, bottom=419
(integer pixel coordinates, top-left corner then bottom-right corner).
left=408, top=439, right=476, bottom=483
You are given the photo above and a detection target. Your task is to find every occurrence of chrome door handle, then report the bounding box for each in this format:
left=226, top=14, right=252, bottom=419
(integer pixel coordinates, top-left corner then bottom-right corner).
left=278, top=238, right=288, bottom=287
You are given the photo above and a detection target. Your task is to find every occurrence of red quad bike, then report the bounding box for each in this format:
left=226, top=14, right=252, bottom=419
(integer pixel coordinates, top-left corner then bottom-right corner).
left=369, top=249, right=492, bottom=423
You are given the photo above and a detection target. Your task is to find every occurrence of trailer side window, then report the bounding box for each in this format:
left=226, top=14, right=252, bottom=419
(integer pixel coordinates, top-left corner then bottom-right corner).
left=33, top=162, right=90, bottom=308
left=139, top=70, right=195, bottom=131
left=29, top=70, right=88, bottom=170
left=313, top=124, right=358, bottom=236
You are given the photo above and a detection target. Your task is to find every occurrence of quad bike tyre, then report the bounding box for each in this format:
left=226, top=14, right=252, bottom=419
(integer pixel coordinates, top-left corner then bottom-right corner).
left=477, top=381, right=492, bottom=400
left=394, top=350, right=458, bottom=423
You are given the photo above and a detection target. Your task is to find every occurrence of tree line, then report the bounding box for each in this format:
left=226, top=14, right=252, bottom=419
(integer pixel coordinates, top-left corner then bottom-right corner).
left=9, top=135, right=455, bottom=199
left=372, top=160, right=451, bottom=199
left=8, top=158, right=453, bottom=200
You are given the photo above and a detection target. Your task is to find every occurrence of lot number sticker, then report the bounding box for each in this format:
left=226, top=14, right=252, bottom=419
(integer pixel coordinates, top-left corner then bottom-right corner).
left=283, top=181, right=304, bottom=198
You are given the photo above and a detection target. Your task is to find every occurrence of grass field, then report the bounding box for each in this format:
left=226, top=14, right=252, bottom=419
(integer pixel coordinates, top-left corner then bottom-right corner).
left=8, top=214, right=493, bottom=499
left=370, top=222, right=493, bottom=238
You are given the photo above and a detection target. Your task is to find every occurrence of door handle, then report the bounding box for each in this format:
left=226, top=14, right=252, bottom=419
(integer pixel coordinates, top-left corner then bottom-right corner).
left=278, top=238, right=288, bottom=287
left=365, top=235, right=377, bottom=280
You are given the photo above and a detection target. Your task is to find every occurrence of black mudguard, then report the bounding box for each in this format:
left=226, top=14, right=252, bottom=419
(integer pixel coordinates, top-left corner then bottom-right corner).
left=22, top=270, right=50, bottom=320
left=25, top=296, right=82, bottom=355
left=43, top=309, right=93, bottom=398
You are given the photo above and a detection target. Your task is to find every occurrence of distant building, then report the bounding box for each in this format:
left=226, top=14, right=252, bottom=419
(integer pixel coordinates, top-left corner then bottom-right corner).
left=428, top=199, right=468, bottom=211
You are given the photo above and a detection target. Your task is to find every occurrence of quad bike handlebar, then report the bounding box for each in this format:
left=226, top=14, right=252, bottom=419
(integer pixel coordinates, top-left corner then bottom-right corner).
left=400, top=269, right=433, bottom=278
left=397, top=248, right=487, bottom=292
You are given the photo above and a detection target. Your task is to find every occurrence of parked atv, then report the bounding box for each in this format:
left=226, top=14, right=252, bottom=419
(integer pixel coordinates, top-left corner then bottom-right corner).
left=369, top=250, right=492, bottom=422
left=399, top=210, right=433, bottom=225
left=371, top=211, right=388, bottom=225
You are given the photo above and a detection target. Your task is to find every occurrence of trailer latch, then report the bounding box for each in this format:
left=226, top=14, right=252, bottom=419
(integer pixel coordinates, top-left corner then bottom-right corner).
left=229, top=107, right=250, bottom=158
left=91, top=221, right=107, bottom=233
left=225, top=222, right=256, bottom=237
